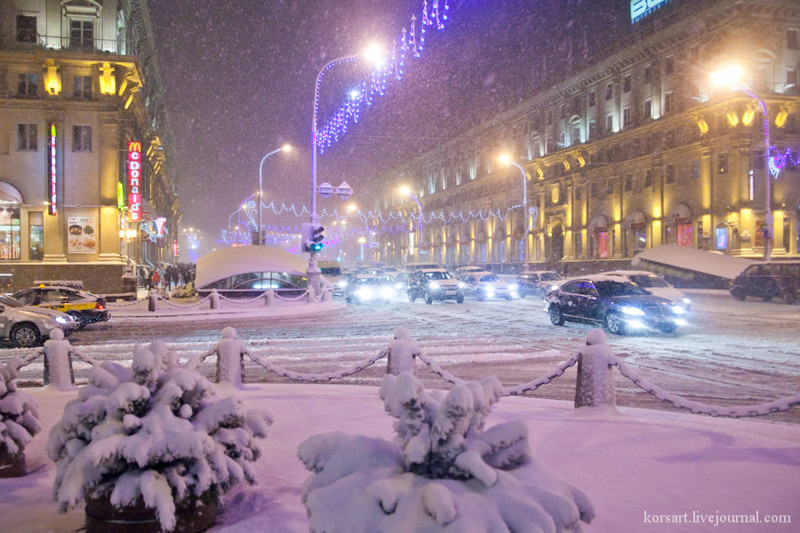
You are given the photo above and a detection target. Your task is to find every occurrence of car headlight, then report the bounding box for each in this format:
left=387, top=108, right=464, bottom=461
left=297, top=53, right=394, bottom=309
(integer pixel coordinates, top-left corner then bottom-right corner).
left=458, top=281, right=467, bottom=289
left=508, top=283, right=518, bottom=291
left=486, top=287, right=495, bottom=296
left=549, top=284, right=560, bottom=291
left=357, top=287, right=374, bottom=300
left=395, top=282, right=404, bottom=290
left=429, top=281, right=440, bottom=290
left=337, top=280, right=347, bottom=288
left=681, top=297, right=691, bottom=304
left=621, top=306, right=646, bottom=316
left=671, top=305, right=687, bottom=314
left=55, top=316, right=69, bottom=324
left=380, top=286, right=396, bottom=298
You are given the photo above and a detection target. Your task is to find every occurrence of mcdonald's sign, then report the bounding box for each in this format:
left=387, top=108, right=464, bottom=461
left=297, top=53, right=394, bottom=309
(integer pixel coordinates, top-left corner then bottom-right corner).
left=127, top=141, right=142, bottom=222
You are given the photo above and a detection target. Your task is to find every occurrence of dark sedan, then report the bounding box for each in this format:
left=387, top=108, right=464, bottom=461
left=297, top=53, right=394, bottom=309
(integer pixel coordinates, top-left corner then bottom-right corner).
left=544, top=276, right=688, bottom=335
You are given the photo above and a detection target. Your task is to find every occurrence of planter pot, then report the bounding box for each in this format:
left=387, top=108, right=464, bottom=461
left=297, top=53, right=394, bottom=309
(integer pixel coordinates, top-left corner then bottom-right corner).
left=85, top=489, right=217, bottom=533
left=0, top=446, right=26, bottom=478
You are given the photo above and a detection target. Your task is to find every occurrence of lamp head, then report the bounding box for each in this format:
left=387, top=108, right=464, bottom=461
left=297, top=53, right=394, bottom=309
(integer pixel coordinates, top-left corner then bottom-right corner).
left=710, top=64, right=743, bottom=89
left=498, top=153, right=512, bottom=166
left=281, top=143, right=292, bottom=152
left=362, top=44, right=385, bottom=67
left=399, top=185, right=410, bottom=196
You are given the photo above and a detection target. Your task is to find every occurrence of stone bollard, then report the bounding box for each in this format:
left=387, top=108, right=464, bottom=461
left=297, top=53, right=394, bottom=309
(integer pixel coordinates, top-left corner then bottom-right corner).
left=306, top=285, right=317, bottom=304
left=214, top=326, right=246, bottom=387
left=42, top=329, right=76, bottom=390
left=148, top=289, right=158, bottom=312
left=210, top=289, right=220, bottom=309
left=574, top=329, right=617, bottom=409
left=385, top=326, right=421, bottom=376
left=265, top=290, right=274, bottom=306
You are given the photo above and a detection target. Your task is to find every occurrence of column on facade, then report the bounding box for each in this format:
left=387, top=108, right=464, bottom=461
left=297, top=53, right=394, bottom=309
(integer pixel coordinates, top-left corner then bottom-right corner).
left=699, top=146, right=713, bottom=250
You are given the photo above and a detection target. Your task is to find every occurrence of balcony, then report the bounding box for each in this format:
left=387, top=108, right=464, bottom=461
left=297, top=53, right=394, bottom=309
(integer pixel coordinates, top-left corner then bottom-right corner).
left=3, top=34, right=139, bottom=58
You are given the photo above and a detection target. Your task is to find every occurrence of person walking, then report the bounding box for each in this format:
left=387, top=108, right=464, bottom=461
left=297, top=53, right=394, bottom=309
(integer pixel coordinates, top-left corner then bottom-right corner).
left=152, top=269, right=161, bottom=289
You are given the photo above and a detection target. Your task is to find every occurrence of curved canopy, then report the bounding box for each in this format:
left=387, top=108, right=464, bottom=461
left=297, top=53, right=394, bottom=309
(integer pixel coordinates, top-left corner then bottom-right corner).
left=195, top=245, right=308, bottom=289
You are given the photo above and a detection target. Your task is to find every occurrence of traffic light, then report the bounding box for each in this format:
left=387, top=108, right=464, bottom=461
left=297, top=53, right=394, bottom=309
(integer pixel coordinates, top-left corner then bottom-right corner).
left=301, top=222, right=325, bottom=252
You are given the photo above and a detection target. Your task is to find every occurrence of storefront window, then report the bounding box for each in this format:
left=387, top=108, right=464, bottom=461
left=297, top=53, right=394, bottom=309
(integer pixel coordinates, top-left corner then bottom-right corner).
left=0, top=206, right=21, bottom=259
left=29, top=212, right=44, bottom=260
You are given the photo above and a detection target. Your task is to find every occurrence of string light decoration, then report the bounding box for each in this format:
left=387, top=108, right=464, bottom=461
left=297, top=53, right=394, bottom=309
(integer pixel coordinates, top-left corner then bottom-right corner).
left=315, top=0, right=453, bottom=153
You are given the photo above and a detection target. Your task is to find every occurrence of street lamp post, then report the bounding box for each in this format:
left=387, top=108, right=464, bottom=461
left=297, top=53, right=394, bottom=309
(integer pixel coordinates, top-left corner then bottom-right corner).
left=400, top=186, right=424, bottom=259
left=257, top=144, right=291, bottom=246
left=308, top=45, right=383, bottom=294
left=711, top=65, right=773, bottom=260
left=498, top=154, right=528, bottom=265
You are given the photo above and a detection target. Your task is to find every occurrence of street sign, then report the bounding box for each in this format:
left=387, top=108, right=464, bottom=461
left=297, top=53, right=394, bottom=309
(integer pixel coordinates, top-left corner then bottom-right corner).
left=335, top=181, right=353, bottom=201
left=318, top=182, right=334, bottom=198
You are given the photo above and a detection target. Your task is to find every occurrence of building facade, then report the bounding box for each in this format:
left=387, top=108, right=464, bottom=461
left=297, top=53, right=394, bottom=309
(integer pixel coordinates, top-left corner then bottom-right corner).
left=371, top=0, right=800, bottom=273
left=0, top=0, right=179, bottom=294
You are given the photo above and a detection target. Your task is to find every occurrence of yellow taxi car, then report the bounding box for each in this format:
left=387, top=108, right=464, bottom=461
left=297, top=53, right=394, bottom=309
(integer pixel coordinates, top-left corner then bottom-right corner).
left=12, top=285, right=110, bottom=329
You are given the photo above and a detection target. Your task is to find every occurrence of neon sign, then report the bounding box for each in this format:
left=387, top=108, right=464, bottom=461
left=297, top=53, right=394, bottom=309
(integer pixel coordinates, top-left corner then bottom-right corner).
left=48, top=123, right=57, bottom=215
left=127, top=141, right=142, bottom=222
left=630, top=0, right=672, bottom=23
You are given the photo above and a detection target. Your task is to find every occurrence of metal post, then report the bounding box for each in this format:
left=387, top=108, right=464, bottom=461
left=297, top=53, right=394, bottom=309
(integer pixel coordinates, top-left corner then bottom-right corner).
left=509, top=161, right=528, bottom=265
left=257, top=146, right=286, bottom=246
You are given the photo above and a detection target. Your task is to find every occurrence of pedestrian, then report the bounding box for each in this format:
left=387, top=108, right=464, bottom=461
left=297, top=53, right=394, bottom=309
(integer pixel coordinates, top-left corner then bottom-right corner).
left=165, top=266, right=174, bottom=290
left=152, top=269, right=161, bottom=288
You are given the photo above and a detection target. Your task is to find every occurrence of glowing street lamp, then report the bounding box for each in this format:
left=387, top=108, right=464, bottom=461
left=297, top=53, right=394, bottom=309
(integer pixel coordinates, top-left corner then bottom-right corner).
left=257, top=144, right=291, bottom=245
left=308, top=44, right=384, bottom=293
left=710, top=64, right=774, bottom=259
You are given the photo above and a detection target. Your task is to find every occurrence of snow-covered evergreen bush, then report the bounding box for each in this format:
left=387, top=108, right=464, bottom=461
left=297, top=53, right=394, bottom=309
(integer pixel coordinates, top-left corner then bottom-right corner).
left=170, top=282, right=196, bottom=299
left=46, top=348, right=272, bottom=531
left=0, top=359, right=41, bottom=462
left=298, top=372, right=595, bottom=532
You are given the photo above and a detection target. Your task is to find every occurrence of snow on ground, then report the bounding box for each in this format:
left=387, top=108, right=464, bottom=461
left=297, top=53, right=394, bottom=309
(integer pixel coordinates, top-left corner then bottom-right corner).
left=3, top=383, right=798, bottom=532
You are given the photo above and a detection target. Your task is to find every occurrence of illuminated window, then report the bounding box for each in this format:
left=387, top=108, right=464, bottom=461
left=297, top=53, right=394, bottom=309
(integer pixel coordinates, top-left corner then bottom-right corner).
left=16, top=15, right=36, bottom=43
left=29, top=212, right=44, bottom=261
left=73, top=125, right=92, bottom=152
left=17, top=124, right=37, bottom=151
left=0, top=206, right=21, bottom=260
left=623, top=74, right=631, bottom=93
left=73, top=76, right=92, bottom=98
left=788, top=28, right=800, bottom=50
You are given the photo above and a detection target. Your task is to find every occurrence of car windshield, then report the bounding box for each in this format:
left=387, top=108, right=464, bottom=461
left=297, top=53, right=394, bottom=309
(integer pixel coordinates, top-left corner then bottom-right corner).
left=630, top=275, right=669, bottom=288
left=0, top=295, right=24, bottom=308
left=594, top=280, right=649, bottom=297
left=425, top=271, right=452, bottom=280
left=540, top=273, right=562, bottom=281
left=480, top=274, right=500, bottom=282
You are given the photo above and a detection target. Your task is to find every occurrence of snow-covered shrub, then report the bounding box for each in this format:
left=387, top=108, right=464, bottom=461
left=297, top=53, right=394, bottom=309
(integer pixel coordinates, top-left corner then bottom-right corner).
left=46, top=348, right=272, bottom=531
left=0, top=359, right=42, bottom=464
left=170, top=282, right=196, bottom=299
left=298, top=372, right=595, bottom=532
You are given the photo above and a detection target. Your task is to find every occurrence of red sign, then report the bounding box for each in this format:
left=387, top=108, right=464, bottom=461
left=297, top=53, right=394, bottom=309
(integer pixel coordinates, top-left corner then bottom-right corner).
left=48, top=123, right=57, bottom=215
left=127, top=141, right=142, bottom=222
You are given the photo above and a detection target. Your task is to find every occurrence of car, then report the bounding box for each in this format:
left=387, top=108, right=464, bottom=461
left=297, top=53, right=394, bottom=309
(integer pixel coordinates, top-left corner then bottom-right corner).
left=345, top=274, right=398, bottom=304
left=517, top=270, right=564, bottom=299
left=407, top=268, right=465, bottom=304
left=319, top=261, right=348, bottom=295
left=544, top=275, right=689, bottom=335
left=458, top=272, right=518, bottom=301
left=12, top=285, right=111, bottom=329
left=454, top=265, right=490, bottom=277
left=729, top=261, right=800, bottom=304
left=599, top=270, right=691, bottom=310
left=0, top=294, right=78, bottom=347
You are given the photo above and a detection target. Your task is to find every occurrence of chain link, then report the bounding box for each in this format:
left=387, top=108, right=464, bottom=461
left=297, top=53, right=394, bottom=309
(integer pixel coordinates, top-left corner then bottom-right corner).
left=274, top=290, right=311, bottom=302
left=217, top=292, right=269, bottom=304
left=244, top=349, right=386, bottom=382
left=614, top=358, right=800, bottom=418
left=158, top=294, right=212, bottom=309
left=107, top=296, right=149, bottom=308
left=502, top=354, right=580, bottom=396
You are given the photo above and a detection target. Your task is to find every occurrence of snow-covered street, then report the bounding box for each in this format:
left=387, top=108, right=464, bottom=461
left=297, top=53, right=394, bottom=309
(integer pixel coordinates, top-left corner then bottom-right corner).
left=5, top=289, right=799, bottom=424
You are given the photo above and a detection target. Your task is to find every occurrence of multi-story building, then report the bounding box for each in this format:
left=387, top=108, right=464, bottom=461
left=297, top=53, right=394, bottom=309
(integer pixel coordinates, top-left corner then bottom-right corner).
left=371, top=0, right=800, bottom=273
left=0, top=0, right=179, bottom=294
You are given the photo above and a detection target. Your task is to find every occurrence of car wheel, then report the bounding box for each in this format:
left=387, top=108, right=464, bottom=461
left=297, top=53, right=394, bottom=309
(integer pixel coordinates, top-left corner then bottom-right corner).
left=605, top=313, right=626, bottom=336
left=10, top=323, right=41, bottom=348
left=730, top=287, right=746, bottom=301
left=549, top=305, right=565, bottom=326
left=425, top=294, right=433, bottom=305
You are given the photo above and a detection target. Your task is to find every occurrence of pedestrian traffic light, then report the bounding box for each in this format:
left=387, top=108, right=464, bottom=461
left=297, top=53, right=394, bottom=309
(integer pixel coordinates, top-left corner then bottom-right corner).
left=301, top=222, right=325, bottom=252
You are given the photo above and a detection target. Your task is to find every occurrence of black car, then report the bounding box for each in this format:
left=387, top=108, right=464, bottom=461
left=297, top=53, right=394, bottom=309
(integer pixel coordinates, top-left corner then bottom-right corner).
left=12, top=285, right=111, bottom=329
left=545, top=276, right=688, bottom=335
left=729, top=261, right=800, bottom=304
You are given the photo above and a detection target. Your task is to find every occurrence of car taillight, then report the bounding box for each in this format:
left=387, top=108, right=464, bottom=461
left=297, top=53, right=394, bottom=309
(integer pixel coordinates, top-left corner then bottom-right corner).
left=95, top=300, right=105, bottom=310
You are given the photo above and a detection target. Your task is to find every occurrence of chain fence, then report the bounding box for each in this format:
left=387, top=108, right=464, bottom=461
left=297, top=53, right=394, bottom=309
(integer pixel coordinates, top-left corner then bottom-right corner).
left=244, top=349, right=387, bottom=382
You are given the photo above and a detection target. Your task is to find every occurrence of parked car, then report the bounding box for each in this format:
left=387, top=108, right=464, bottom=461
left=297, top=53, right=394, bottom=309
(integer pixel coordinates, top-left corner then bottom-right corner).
left=729, top=261, right=800, bottom=304
left=0, top=295, right=78, bottom=347
left=345, top=274, right=397, bottom=304
left=517, top=270, right=564, bottom=298
left=458, top=272, right=518, bottom=301
left=599, top=270, right=691, bottom=309
left=12, top=285, right=110, bottom=329
left=545, top=275, right=688, bottom=335
left=408, top=268, right=465, bottom=304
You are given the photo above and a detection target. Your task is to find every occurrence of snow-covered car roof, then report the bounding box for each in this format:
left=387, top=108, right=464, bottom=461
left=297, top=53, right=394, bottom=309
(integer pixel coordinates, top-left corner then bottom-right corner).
left=600, top=270, right=665, bottom=277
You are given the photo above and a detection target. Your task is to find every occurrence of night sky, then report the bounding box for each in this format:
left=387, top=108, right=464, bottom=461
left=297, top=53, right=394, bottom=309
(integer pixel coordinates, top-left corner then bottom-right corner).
left=146, top=0, right=629, bottom=250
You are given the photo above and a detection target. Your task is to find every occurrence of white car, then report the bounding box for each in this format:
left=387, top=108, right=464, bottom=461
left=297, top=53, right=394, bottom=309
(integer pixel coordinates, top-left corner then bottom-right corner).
left=454, top=265, right=490, bottom=277
left=458, top=272, right=519, bottom=301
left=599, top=270, right=691, bottom=309
left=0, top=295, right=78, bottom=347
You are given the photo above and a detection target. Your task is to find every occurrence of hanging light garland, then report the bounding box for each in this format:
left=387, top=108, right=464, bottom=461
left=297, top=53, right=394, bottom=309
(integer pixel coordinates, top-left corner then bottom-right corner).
left=316, top=0, right=452, bottom=153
